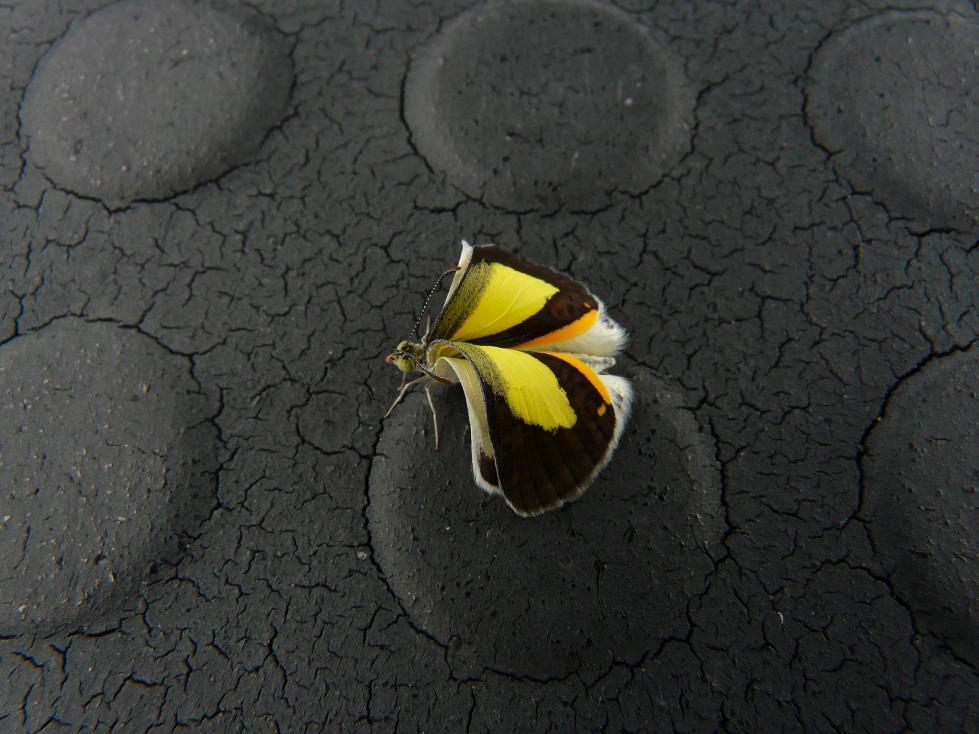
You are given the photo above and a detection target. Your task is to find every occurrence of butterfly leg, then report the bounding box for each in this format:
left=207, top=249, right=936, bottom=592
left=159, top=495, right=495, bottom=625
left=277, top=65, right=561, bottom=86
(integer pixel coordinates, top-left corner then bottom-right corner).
left=425, top=380, right=440, bottom=450
left=384, top=375, right=429, bottom=419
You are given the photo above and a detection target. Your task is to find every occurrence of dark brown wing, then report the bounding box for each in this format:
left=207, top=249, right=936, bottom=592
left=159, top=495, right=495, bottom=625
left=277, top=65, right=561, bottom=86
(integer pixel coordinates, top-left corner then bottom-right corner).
left=480, top=352, right=630, bottom=516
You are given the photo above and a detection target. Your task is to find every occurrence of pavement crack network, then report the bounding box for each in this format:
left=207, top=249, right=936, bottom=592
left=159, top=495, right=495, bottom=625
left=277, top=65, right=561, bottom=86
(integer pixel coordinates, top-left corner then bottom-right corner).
left=849, top=339, right=976, bottom=524
left=360, top=414, right=451, bottom=659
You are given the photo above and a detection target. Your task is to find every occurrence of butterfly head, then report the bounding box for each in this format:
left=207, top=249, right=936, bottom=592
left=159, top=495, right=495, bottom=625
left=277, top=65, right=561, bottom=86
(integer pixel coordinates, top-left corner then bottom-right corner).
left=386, top=340, right=425, bottom=374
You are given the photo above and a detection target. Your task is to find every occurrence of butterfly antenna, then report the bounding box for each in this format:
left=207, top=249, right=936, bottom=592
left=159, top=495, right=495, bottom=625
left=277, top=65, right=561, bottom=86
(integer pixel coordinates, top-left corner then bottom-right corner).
left=412, top=266, right=461, bottom=340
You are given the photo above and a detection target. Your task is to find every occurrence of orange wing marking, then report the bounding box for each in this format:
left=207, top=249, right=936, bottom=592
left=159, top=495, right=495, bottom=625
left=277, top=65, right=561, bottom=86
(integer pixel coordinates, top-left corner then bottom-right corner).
left=515, top=308, right=598, bottom=349
left=543, top=352, right=612, bottom=405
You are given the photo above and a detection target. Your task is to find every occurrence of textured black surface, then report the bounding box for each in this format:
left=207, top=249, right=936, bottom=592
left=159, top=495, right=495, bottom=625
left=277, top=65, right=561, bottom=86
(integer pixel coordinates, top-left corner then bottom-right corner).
left=861, top=347, right=978, bottom=667
left=371, top=371, right=722, bottom=679
left=404, top=0, right=694, bottom=211
left=0, top=319, right=219, bottom=634
left=1, top=0, right=977, bottom=732
left=20, top=0, right=294, bottom=208
left=805, top=11, right=977, bottom=229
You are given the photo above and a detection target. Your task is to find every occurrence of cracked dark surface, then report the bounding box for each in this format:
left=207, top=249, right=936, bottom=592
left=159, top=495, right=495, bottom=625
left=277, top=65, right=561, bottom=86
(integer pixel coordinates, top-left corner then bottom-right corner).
left=0, top=318, right=219, bottom=634
left=804, top=10, right=978, bottom=230
left=20, top=0, right=296, bottom=210
left=1, top=0, right=977, bottom=732
left=370, top=372, right=723, bottom=681
left=860, top=344, right=978, bottom=668
left=403, top=0, right=695, bottom=212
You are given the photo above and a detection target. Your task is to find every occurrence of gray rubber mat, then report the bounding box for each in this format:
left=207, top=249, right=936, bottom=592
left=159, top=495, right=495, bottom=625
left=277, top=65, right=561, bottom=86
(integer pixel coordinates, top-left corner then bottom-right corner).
left=1, top=1, right=976, bottom=731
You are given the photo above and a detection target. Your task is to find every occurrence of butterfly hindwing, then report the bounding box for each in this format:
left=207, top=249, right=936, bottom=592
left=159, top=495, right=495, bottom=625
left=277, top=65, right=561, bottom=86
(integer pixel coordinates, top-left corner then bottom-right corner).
left=433, top=353, right=502, bottom=497
left=430, top=242, right=622, bottom=354
left=434, top=342, right=633, bottom=516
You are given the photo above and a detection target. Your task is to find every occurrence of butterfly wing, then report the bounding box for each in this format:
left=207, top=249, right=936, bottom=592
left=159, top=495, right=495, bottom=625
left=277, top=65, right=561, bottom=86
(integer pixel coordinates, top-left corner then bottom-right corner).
left=433, top=343, right=633, bottom=516
left=432, top=353, right=503, bottom=498
left=429, top=242, right=626, bottom=356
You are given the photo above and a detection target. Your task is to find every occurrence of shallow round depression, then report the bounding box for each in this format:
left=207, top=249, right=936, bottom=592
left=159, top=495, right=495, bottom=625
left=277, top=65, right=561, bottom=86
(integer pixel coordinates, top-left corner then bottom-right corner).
left=806, top=11, right=978, bottom=227
left=20, top=0, right=294, bottom=208
left=403, top=0, right=694, bottom=212
left=861, top=346, right=978, bottom=666
left=368, top=368, right=723, bottom=678
left=0, top=319, right=218, bottom=633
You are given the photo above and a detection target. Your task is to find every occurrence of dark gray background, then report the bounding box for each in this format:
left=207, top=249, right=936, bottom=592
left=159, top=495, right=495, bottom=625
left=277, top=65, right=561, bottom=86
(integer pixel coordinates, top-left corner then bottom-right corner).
left=1, top=0, right=976, bottom=731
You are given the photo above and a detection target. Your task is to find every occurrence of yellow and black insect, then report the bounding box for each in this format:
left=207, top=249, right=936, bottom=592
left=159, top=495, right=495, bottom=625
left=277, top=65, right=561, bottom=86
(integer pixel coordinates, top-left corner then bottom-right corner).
left=386, top=241, right=632, bottom=516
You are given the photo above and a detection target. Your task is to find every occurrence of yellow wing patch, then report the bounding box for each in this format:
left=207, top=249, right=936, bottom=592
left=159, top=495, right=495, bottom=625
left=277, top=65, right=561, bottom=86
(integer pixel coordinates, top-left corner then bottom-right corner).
left=451, top=262, right=559, bottom=342
left=452, top=343, right=577, bottom=431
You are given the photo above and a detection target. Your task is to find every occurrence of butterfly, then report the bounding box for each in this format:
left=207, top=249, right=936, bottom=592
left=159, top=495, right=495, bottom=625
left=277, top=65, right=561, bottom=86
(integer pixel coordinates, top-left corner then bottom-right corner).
left=385, top=241, right=633, bottom=516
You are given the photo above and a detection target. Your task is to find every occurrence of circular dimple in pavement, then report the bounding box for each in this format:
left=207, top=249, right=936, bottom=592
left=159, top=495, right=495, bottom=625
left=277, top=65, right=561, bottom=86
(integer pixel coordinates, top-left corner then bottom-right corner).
left=20, top=0, right=294, bottom=209
left=862, top=347, right=978, bottom=666
left=404, top=0, right=694, bottom=212
left=369, top=369, right=723, bottom=678
left=0, top=320, right=218, bottom=633
left=807, top=11, right=978, bottom=227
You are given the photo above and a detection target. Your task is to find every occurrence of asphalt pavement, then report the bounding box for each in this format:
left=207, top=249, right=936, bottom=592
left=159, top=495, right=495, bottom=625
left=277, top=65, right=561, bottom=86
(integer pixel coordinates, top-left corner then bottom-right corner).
left=1, top=1, right=976, bottom=731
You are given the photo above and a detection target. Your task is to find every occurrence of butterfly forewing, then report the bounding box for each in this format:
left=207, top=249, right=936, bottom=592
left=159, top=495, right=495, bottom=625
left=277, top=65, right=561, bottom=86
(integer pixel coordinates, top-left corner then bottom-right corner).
left=429, top=244, right=602, bottom=349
